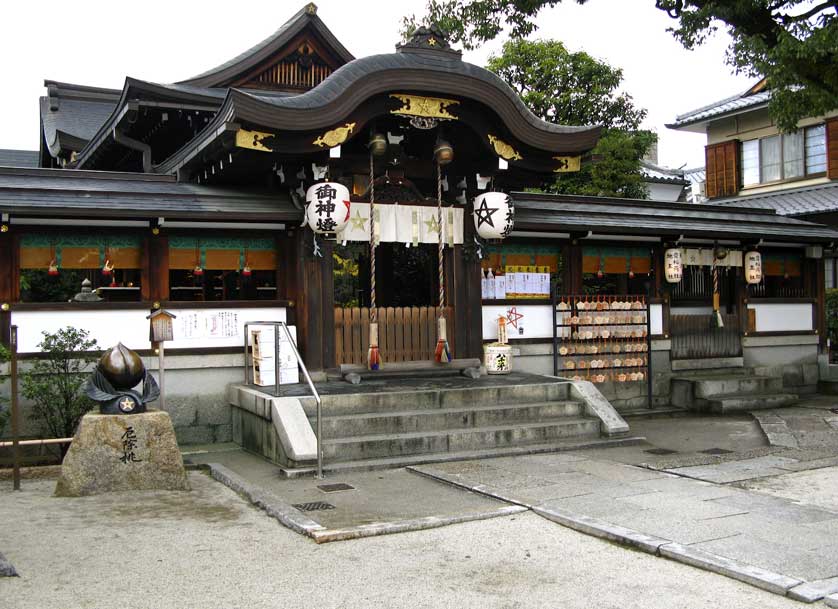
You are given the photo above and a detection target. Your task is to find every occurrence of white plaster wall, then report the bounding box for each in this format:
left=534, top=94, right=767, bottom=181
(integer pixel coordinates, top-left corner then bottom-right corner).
left=11, top=306, right=287, bottom=353
left=748, top=303, right=812, bottom=332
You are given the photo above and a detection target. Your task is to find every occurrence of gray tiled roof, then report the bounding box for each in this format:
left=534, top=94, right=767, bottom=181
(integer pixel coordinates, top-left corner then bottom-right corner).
left=178, top=3, right=354, bottom=87
left=710, top=182, right=838, bottom=217
left=668, top=89, right=771, bottom=130
left=513, top=192, right=838, bottom=243
left=640, top=161, right=688, bottom=185
left=40, top=96, right=118, bottom=156
left=0, top=167, right=301, bottom=221
left=0, top=150, right=39, bottom=168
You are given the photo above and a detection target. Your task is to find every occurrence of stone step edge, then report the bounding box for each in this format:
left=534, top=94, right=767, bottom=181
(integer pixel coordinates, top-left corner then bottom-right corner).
left=411, top=465, right=807, bottom=599
left=322, top=417, right=601, bottom=445
left=301, top=381, right=570, bottom=401
left=278, top=435, right=646, bottom=476
left=308, top=400, right=584, bottom=422
left=709, top=392, right=798, bottom=403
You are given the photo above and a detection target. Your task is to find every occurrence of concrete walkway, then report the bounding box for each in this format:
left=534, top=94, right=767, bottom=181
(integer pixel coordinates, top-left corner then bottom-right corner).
left=412, top=452, right=838, bottom=603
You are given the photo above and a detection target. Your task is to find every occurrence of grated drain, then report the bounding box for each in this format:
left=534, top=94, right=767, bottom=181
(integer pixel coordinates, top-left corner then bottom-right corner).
left=700, top=448, right=734, bottom=455
left=317, top=483, right=355, bottom=493
left=644, top=448, right=678, bottom=455
left=293, top=501, right=336, bottom=512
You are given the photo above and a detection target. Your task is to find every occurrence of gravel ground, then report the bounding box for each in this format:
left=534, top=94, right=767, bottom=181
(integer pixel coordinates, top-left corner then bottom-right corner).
left=0, top=472, right=806, bottom=609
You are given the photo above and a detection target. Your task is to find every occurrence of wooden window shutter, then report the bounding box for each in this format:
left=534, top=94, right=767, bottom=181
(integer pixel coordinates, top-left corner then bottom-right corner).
left=704, top=140, right=739, bottom=199
left=827, top=118, right=838, bottom=179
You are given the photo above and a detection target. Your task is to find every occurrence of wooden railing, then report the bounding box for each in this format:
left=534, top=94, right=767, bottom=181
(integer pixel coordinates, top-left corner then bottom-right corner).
left=670, top=314, right=742, bottom=360
left=335, top=306, right=454, bottom=365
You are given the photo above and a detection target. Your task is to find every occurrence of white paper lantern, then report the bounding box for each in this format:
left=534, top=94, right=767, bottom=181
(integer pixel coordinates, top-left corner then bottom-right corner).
left=305, top=182, right=351, bottom=234
left=744, top=250, right=762, bottom=285
left=664, top=248, right=683, bottom=283
left=473, top=192, right=514, bottom=240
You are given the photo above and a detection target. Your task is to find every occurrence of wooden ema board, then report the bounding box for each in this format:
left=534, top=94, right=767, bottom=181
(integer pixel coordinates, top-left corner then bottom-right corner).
left=334, top=306, right=454, bottom=365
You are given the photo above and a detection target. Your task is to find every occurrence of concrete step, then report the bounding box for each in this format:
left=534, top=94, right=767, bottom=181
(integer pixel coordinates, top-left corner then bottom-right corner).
left=314, top=401, right=585, bottom=438
left=671, top=374, right=785, bottom=410
left=281, top=435, right=647, bottom=476
left=300, top=382, right=571, bottom=416
left=708, top=393, right=798, bottom=414
left=321, top=417, right=601, bottom=461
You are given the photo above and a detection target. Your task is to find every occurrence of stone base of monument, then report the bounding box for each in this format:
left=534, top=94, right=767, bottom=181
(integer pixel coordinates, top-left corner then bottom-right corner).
left=55, top=409, right=190, bottom=497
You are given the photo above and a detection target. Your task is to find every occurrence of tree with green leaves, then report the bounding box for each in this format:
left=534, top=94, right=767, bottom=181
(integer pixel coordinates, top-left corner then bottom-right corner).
left=22, top=327, right=99, bottom=454
left=403, top=0, right=838, bottom=131
left=487, top=38, right=655, bottom=198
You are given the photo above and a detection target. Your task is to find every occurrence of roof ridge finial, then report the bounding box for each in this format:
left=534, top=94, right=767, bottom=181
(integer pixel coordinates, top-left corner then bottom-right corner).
left=397, top=22, right=461, bottom=59
left=305, top=2, right=317, bottom=15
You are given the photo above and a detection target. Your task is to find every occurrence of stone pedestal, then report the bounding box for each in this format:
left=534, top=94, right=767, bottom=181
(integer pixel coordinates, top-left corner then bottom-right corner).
left=55, top=409, right=190, bottom=497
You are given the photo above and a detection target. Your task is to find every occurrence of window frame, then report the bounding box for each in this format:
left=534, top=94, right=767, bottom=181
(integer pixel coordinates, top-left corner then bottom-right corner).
left=741, top=124, right=827, bottom=187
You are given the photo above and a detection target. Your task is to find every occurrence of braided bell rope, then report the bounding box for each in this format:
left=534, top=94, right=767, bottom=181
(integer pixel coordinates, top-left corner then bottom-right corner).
left=370, top=152, right=376, bottom=322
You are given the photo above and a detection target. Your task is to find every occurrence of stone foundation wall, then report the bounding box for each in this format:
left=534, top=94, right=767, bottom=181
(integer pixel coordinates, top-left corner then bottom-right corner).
left=0, top=353, right=240, bottom=446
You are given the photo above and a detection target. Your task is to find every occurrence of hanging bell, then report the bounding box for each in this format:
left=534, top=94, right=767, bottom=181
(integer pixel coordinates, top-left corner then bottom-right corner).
left=368, top=132, right=388, bottom=157
left=434, top=139, right=454, bottom=165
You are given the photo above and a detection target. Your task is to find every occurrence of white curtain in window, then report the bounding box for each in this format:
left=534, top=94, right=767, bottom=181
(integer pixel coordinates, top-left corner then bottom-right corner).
left=761, top=135, right=781, bottom=182
left=806, top=125, right=827, bottom=174
left=783, top=131, right=804, bottom=179
left=742, top=140, right=760, bottom=186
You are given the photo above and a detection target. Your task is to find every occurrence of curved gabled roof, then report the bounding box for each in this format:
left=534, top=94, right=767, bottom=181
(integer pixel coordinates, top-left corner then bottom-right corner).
left=176, top=3, right=354, bottom=88
left=39, top=81, right=121, bottom=158
left=227, top=48, right=600, bottom=152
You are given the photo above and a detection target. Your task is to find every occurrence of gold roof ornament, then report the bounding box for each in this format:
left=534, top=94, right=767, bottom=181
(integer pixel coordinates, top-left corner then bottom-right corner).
left=235, top=129, right=276, bottom=152
left=313, top=122, right=356, bottom=148
left=553, top=156, right=581, bottom=172
left=487, top=135, right=523, bottom=161
left=390, top=94, right=459, bottom=120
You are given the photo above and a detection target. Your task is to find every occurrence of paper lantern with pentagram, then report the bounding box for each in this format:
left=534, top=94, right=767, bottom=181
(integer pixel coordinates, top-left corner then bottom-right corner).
left=305, top=182, right=351, bottom=234
left=473, top=192, right=514, bottom=240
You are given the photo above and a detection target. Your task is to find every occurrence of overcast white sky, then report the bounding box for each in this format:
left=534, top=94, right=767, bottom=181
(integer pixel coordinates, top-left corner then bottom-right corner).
left=0, top=0, right=752, bottom=168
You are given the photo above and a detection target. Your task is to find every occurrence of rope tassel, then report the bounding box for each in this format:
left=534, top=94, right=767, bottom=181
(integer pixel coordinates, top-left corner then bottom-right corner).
left=367, top=322, right=381, bottom=371
left=434, top=317, right=452, bottom=364
left=711, top=265, right=724, bottom=328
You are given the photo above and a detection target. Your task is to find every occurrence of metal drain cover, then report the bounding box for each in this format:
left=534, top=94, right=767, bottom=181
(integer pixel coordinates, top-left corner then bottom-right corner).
left=701, top=448, right=734, bottom=455
left=644, top=448, right=678, bottom=455
left=293, top=501, right=336, bottom=512
left=317, top=483, right=355, bottom=493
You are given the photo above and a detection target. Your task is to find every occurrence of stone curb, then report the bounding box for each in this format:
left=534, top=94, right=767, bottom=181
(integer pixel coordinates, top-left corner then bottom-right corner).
left=206, top=463, right=325, bottom=538
left=310, top=505, right=528, bottom=543
left=658, top=542, right=802, bottom=596
left=208, top=463, right=527, bottom=544
left=825, top=593, right=838, bottom=608
left=532, top=506, right=669, bottom=555
left=787, top=577, right=838, bottom=603
left=410, top=465, right=809, bottom=600
left=0, top=552, right=19, bottom=577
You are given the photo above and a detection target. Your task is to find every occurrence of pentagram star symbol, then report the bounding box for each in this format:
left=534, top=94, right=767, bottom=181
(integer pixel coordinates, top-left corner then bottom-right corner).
left=424, top=214, right=440, bottom=234
left=475, top=198, right=498, bottom=228
left=505, top=307, right=524, bottom=329
left=119, top=397, right=135, bottom=412
left=428, top=37, right=437, bottom=46
left=350, top=209, right=367, bottom=231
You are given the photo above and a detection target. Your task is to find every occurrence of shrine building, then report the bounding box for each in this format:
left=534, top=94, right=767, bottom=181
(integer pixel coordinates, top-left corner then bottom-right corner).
left=1, top=4, right=836, bottom=468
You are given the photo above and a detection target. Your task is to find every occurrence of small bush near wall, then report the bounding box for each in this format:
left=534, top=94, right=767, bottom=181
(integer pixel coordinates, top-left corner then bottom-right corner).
left=22, top=327, right=99, bottom=454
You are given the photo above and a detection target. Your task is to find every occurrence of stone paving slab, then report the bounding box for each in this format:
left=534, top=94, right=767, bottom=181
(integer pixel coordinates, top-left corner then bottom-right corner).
left=826, top=592, right=838, bottom=608
left=412, top=451, right=838, bottom=602
left=787, top=576, right=838, bottom=603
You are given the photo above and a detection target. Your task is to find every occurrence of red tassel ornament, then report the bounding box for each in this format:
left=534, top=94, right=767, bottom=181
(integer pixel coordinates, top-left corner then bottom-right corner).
left=367, top=322, right=381, bottom=370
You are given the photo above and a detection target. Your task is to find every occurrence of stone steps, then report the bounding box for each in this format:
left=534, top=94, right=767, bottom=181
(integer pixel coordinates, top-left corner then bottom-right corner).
left=671, top=369, right=797, bottom=413
left=707, top=393, right=799, bottom=414
left=281, top=436, right=646, bottom=476
left=299, top=382, right=571, bottom=417
left=315, top=401, right=584, bottom=438
left=321, top=417, right=602, bottom=461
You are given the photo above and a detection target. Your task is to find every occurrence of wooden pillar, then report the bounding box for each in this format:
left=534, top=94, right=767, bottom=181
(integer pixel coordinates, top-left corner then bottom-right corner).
left=147, top=231, right=169, bottom=303
left=812, top=256, right=827, bottom=352
left=0, top=228, right=14, bottom=347
left=445, top=241, right=481, bottom=360
left=284, top=230, right=335, bottom=372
